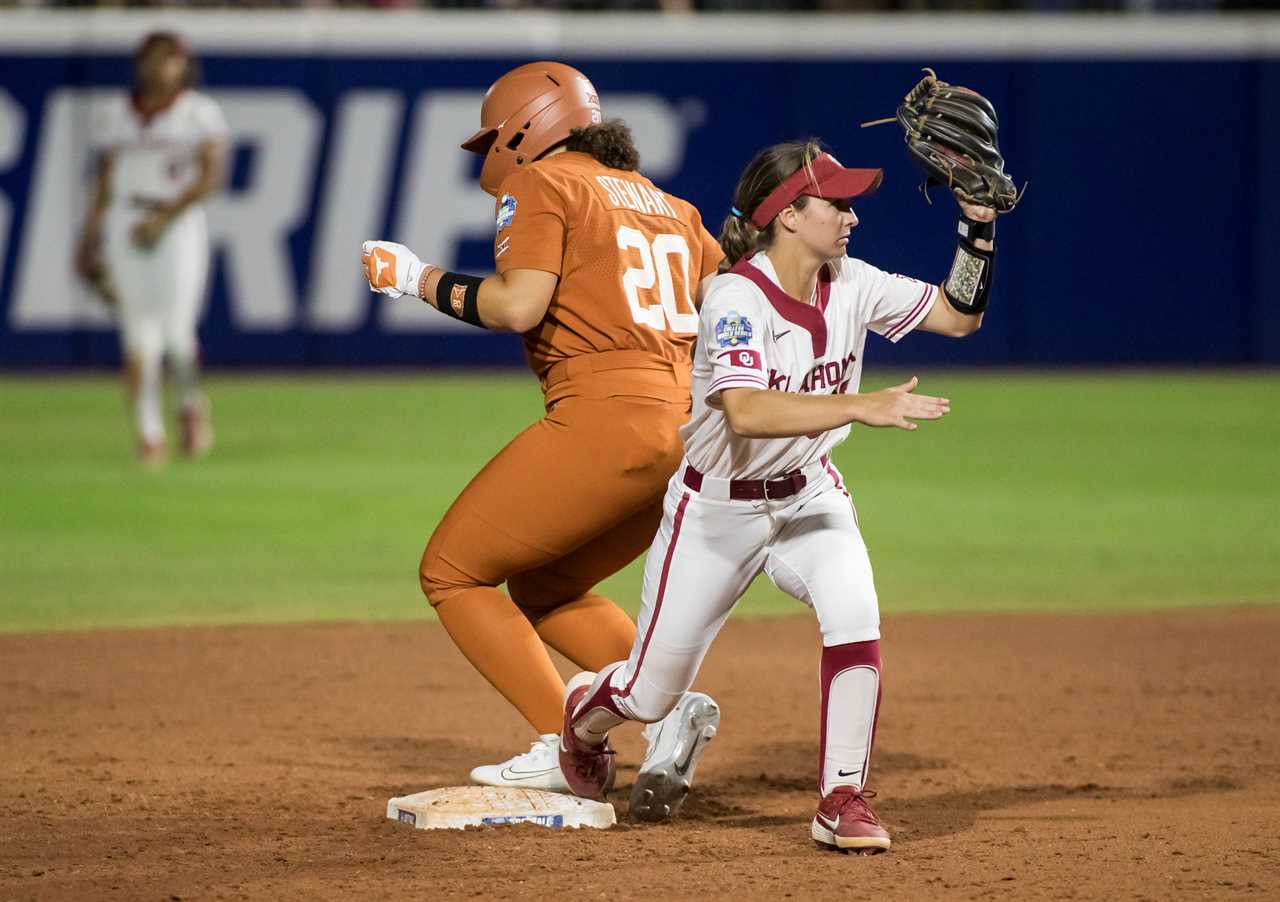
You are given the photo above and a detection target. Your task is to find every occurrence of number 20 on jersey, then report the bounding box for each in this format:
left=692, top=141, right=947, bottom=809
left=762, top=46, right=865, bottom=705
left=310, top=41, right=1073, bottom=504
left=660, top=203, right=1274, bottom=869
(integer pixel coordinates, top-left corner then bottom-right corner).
left=617, top=226, right=698, bottom=334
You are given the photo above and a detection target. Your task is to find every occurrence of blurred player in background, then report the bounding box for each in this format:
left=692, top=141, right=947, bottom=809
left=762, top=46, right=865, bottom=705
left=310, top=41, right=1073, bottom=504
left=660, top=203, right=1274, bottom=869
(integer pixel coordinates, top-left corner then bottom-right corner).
left=76, top=31, right=228, bottom=467
left=362, top=62, right=722, bottom=819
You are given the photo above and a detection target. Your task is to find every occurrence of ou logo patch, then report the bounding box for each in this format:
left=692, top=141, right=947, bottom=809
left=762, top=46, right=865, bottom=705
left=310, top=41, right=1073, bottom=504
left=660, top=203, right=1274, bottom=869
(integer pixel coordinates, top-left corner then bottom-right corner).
left=721, top=349, right=761, bottom=370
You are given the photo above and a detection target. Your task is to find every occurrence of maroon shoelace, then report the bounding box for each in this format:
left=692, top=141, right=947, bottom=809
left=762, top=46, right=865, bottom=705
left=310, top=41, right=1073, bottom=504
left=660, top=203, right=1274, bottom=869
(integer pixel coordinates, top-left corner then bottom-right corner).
left=827, top=787, right=883, bottom=825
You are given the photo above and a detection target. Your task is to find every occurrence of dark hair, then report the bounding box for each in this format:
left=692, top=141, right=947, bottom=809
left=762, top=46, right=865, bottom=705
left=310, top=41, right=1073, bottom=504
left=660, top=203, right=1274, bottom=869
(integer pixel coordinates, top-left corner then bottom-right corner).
left=133, top=31, right=196, bottom=90
left=563, top=120, right=640, bottom=172
left=717, top=139, right=826, bottom=273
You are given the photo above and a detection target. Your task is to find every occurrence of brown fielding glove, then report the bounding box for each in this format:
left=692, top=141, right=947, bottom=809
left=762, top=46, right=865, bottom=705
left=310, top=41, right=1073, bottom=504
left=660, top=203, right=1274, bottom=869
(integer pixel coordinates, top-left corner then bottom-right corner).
left=867, top=68, right=1022, bottom=212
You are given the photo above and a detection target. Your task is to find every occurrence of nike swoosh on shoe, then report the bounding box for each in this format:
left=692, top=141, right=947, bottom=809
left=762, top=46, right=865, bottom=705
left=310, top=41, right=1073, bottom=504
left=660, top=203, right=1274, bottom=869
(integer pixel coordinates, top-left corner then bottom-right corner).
left=672, top=739, right=701, bottom=777
left=500, top=766, right=559, bottom=780
left=815, top=812, right=840, bottom=832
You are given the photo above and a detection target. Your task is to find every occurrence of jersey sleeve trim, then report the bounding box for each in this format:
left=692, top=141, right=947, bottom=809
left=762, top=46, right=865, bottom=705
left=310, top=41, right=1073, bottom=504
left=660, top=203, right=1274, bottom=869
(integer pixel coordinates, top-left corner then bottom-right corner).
left=707, top=374, right=768, bottom=394
left=883, top=283, right=937, bottom=343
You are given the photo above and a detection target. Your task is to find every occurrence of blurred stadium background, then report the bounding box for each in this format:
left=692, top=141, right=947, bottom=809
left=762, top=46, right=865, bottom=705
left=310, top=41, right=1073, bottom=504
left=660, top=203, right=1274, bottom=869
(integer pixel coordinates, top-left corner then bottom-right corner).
left=1, top=8, right=1277, bottom=632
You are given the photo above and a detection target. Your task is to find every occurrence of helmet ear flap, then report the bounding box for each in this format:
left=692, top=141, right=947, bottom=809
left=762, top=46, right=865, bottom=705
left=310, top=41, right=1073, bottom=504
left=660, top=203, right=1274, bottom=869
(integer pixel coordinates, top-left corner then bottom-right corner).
left=505, top=123, right=531, bottom=152
left=503, top=123, right=533, bottom=170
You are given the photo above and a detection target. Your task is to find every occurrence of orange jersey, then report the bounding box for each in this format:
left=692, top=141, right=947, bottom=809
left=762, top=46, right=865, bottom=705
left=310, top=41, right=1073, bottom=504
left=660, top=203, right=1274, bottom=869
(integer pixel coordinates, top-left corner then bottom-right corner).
left=492, top=152, right=724, bottom=385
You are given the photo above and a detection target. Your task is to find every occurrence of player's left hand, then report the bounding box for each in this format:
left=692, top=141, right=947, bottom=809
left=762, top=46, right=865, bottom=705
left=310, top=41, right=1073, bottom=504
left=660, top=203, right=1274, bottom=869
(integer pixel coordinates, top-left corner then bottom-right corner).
left=132, top=210, right=173, bottom=250
left=883, top=69, right=1021, bottom=212
left=955, top=194, right=997, bottom=222
left=361, top=240, right=427, bottom=299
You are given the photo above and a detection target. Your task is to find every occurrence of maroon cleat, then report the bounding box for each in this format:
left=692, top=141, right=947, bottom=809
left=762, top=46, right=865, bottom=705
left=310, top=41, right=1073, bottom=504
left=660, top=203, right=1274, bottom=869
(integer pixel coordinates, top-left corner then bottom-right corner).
left=557, top=672, right=615, bottom=801
left=179, top=399, right=213, bottom=458
left=138, top=438, right=168, bottom=470
left=811, top=786, right=891, bottom=853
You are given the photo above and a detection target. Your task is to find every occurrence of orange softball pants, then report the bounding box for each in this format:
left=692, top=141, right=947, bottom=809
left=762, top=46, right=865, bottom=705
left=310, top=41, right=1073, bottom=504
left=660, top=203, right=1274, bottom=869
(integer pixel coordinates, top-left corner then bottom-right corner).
left=420, top=354, right=691, bottom=734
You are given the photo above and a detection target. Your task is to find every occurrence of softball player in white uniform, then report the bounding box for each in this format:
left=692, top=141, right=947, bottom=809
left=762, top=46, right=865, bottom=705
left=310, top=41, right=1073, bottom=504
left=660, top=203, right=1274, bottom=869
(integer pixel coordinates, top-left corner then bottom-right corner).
left=559, top=140, right=1001, bottom=850
left=77, top=33, right=228, bottom=466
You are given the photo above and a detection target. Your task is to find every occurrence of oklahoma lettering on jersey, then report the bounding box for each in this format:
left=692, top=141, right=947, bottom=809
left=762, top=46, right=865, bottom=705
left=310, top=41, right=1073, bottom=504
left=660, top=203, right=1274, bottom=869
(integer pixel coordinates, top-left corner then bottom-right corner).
left=679, top=251, right=938, bottom=480
left=767, top=351, right=860, bottom=394
left=491, top=152, right=724, bottom=385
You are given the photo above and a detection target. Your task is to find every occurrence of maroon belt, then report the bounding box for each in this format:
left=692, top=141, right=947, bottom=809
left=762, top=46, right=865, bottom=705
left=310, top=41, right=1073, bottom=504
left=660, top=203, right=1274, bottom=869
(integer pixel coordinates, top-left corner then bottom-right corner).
left=682, top=464, right=807, bottom=501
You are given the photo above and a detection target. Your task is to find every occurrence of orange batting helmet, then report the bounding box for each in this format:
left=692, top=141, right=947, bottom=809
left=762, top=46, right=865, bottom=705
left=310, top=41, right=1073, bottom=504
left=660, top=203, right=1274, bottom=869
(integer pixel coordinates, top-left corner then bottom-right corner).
left=461, top=61, right=603, bottom=197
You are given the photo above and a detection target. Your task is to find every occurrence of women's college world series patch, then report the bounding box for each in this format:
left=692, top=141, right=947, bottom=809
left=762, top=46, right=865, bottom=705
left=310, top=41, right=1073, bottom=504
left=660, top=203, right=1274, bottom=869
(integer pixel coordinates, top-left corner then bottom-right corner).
left=496, top=194, right=517, bottom=231
left=715, top=311, right=753, bottom=348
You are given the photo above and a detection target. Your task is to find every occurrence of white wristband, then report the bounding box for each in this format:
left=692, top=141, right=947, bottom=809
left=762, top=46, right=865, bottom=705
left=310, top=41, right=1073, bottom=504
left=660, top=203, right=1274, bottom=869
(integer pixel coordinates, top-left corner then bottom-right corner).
left=402, top=257, right=426, bottom=299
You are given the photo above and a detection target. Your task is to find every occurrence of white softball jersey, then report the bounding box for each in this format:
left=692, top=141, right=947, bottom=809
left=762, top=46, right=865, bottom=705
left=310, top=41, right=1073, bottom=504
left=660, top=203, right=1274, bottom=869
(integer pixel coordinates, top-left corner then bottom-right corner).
left=682, top=250, right=938, bottom=480
left=93, top=90, right=228, bottom=225
left=576, top=249, right=939, bottom=797
left=92, top=91, right=228, bottom=360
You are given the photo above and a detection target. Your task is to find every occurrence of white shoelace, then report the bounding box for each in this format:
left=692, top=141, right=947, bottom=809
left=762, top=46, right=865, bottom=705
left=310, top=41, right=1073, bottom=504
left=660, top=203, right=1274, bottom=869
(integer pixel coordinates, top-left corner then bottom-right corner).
left=509, top=733, right=560, bottom=768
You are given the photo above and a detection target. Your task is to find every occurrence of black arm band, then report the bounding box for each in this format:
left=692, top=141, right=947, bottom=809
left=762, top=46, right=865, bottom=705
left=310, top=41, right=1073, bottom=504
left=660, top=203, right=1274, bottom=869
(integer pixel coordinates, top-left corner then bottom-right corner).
left=433, top=271, right=486, bottom=329
left=957, top=214, right=995, bottom=242
left=944, top=236, right=995, bottom=316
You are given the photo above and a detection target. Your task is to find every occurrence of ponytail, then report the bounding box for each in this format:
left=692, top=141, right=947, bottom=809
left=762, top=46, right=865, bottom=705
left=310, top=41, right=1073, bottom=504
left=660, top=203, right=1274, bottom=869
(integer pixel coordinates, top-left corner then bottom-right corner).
left=717, top=214, right=762, bottom=274
left=716, top=138, right=825, bottom=271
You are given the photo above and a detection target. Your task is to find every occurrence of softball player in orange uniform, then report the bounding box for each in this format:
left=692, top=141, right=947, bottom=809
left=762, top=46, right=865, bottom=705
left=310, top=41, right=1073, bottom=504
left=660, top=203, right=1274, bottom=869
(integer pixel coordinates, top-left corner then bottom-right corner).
left=362, top=62, right=722, bottom=819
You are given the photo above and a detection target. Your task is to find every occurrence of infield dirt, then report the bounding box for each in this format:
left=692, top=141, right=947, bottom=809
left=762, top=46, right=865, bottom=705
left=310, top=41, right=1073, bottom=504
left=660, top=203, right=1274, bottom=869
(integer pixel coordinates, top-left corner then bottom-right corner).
left=2, top=608, right=1277, bottom=901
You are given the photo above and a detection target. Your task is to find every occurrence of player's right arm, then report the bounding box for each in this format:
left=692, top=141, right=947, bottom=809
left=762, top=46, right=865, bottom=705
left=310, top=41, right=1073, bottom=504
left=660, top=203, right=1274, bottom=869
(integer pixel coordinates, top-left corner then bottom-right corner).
left=699, top=278, right=949, bottom=437
left=360, top=240, right=556, bottom=333
left=360, top=166, right=565, bottom=332
left=75, top=150, right=113, bottom=279
left=422, top=265, right=556, bottom=332
left=721, top=377, right=949, bottom=438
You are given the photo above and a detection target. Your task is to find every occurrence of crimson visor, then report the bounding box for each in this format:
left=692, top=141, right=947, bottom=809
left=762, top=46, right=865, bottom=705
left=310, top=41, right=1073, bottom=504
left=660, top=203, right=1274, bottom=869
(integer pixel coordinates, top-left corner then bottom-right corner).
left=750, top=153, right=883, bottom=229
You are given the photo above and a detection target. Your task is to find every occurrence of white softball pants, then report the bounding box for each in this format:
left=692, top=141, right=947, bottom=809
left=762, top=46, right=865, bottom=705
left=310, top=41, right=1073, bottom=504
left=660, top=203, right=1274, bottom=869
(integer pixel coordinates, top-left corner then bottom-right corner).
left=571, top=457, right=885, bottom=793
left=105, top=209, right=209, bottom=443
left=620, top=459, right=879, bottom=720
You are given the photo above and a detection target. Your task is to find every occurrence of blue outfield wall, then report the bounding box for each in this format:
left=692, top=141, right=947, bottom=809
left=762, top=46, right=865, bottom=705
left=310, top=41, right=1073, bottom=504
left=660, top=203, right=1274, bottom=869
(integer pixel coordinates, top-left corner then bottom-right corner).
left=0, top=13, right=1278, bottom=368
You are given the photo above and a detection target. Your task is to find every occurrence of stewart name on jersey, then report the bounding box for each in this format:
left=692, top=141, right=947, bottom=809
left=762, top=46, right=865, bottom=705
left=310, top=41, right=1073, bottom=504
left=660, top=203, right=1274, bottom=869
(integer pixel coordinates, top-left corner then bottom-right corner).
left=491, top=152, right=723, bottom=385
left=678, top=251, right=938, bottom=481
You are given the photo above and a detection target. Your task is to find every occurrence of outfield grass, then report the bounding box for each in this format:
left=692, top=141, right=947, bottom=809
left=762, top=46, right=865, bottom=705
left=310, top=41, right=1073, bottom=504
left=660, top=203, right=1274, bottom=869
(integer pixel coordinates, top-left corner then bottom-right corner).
left=1, top=371, right=1277, bottom=633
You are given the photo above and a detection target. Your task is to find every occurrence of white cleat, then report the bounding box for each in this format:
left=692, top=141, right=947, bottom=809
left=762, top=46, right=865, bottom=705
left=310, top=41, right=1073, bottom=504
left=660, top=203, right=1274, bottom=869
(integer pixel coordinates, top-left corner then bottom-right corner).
left=469, top=734, right=571, bottom=794
left=630, top=691, right=720, bottom=822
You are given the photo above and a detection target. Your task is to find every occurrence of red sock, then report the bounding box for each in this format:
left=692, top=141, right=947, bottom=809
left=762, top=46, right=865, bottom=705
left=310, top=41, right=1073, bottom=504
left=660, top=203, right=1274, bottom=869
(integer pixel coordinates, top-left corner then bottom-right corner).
left=819, top=639, right=881, bottom=795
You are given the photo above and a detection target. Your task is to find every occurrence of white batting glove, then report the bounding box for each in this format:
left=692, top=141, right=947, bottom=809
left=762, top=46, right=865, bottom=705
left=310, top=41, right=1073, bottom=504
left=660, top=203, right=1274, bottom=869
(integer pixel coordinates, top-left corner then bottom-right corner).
left=361, top=240, right=426, bottom=299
